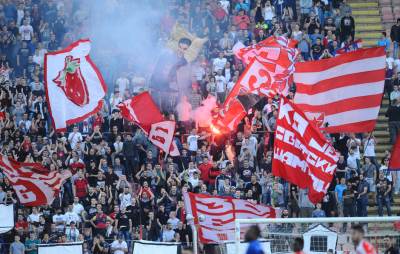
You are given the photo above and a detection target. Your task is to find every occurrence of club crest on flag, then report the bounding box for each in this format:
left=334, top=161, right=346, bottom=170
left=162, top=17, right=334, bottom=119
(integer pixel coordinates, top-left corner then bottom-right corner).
left=53, top=55, right=89, bottom=107
left=304, top=111, right=326, bottom=128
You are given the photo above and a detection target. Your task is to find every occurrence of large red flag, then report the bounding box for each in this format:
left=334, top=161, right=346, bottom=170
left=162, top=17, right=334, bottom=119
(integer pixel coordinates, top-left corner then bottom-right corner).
left=118, top=91, right=164, bottom=134
left=118, top=92, right=177, bottom=155
left=0, top=155, right=71, bottom=206
left=389, top=135, right=400, bottom=170
left=183, top=192, right=276, bottom=243
left=213, top=36, right=297, bottom=133
left=45, top=39, right=107, bottom=132
left=272, top=97, right=339, bottom=203
left=294, top=47, right=385, bottom=133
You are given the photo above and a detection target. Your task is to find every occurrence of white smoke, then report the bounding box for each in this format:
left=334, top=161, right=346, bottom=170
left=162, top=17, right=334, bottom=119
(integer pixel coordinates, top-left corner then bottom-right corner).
left=74, top=0, right=167, bottom=84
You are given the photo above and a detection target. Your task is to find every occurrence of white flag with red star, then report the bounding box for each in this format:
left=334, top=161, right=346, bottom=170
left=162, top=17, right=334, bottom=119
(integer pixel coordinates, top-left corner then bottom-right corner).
left=45, top=39, right=107, bottom=131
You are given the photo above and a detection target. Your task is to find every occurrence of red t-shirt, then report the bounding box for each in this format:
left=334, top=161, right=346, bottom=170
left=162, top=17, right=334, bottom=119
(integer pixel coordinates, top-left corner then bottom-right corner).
left=233, top=15, right=250, bottom=30
left=198, top=163, right=213, bottom=183
left=74, top=178, right=88, bottom=198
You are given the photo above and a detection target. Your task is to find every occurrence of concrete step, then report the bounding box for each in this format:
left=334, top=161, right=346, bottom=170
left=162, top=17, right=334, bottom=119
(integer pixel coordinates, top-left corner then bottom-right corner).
left=349, top=2, right=379, bottom=8
left=368, top=205, right=400, bottom=214
left=375, top=152, right=387, bottom=158
left=374, top=130, right=389, bottom=137
left=355, top=25, right=383, bottom=31
left=352, top=9, right=380, bottom=16
left=355, top=32, right=381, bottom=39
left=375, top=144, right=393, bottom=152
left=355, top=17, right=382, bottom=24
left=362, top=39, right=378, bottom=47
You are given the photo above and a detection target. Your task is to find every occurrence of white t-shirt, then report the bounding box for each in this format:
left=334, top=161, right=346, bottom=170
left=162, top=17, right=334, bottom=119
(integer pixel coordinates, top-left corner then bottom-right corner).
left=111, top=240, right=128, bottom=254
left=390, top=90, right=400, bottom=101
left=64, top=211, right=81, bottom=224
left=227, top=81, right=235, bottom=92
left=187, top=135, right=199, bottom=152
left=28, top=213, right=41, bottom=223
left=224, top=68, right=231, bottom=82
left=394, top=58, right=400, bottom=71
left=347, top=154, right=358, bottom=170
left=363, top=138, right=376, bottom=157
left=213, top=57, right=227, bottom=72
left=53, top=214, right=66, bottom=230
left=116, top=77, right=130, bottom=92
left=215, top=75, right=226, bottom=93
left=119, top=193, right=132, bottom=209
left=386, top=57, right=394, bottom=70
left=68, top=132, right=83, bottom=149
left=19, top=25, right=33, bottom=41
left=162, top=229, right=175, bottom=242
left=73, top=203, right=84, bottom=216
left=167, top=217, right=180, bottom=229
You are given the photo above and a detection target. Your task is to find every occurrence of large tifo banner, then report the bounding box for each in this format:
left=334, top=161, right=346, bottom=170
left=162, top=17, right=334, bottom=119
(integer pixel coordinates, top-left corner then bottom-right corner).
left=133, top=240, right=180, bottom=254
left=0, top=204, right=14, bottom=234
left=38, top=242, right=83, bottom=254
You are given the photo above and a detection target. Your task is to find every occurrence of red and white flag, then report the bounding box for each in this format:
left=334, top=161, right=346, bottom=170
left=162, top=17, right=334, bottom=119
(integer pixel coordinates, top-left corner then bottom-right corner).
left=294, top=47, right=386, bottom=133
left=183, top=192, right=276, bottom=243
left=213, top=37, right=298, bottom=134
left=148, top=121, right=175, bottom=154
left=118, top=91, right=164, bottom=134
left=118, top=92, right=178, bottom=155
left=232, top=36, right=298, bottom=99
left=273, top=97, right=339, bottom=203
left=389, top=135, right=400, bottom=170
left=169, top=139, right=180, bottom=157
left=0, top=155, right=71, bottom=206
left=45, top=39, right=107, bottom=132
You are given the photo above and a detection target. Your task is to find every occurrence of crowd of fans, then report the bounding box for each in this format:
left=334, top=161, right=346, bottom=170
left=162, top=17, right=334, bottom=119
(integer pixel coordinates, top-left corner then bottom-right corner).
left=0, top=0, right=399, bottom=254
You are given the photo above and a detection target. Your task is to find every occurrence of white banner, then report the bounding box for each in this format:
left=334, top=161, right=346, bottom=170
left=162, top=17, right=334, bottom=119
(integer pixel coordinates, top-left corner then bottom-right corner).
left=38, top=242, right=83, bottom=254
left=0, top=204, right=14, bottom=234
left=133, top=240, right=179, bottom=254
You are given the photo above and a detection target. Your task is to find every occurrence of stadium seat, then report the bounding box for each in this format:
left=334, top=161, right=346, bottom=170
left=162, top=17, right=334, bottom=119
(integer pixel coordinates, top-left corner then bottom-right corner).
left=379, top=0, right=392, bottom=6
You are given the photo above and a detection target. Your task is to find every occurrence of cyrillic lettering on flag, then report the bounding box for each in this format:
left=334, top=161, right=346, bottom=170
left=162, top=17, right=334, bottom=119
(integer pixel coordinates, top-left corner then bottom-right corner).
left=183, top=192, right=276, bottom=243
left=148, top=121, right=175, bottom=154
left=272, top=97, right=339, bottom=203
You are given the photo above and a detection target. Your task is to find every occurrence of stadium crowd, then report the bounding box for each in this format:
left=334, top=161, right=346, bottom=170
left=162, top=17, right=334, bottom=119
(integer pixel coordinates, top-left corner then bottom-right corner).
left=0, top=0, right=399, bottom=254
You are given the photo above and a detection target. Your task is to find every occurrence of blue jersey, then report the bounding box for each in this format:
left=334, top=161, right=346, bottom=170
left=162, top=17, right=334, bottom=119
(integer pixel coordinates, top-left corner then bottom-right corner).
left=246, top=240, right=264, bottom=254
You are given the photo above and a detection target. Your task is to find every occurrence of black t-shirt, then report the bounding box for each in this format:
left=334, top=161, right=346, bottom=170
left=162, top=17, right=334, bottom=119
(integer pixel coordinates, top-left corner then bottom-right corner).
left=245, top=182, right=262, bottom=200
left=336, top=160, right=347, bottom=179
left=343, top=188, right=355, bottom=206
left=385, top=246, right=400, bottom=254
left=289, top=185, right=298, bottom=200
left=239, top=166, right=254, bottom=183
left=116, top=213, right=130, bottom=231
left=312, top=44, right=323, bottom=58
left=377, top=178, right=390, bottom=196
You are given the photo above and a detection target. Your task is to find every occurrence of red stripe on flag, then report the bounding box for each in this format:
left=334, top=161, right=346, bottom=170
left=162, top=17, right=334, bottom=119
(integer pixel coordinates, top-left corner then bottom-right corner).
left=295, top=47, right=385, bottom=72
left=295, top=69, right=386, bottom=94
left=295, top=94, right=382, bottom=115
left=389, top=136, right=400, bottom=170
left=323, top=119, right=377, bottom=133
